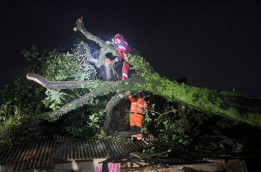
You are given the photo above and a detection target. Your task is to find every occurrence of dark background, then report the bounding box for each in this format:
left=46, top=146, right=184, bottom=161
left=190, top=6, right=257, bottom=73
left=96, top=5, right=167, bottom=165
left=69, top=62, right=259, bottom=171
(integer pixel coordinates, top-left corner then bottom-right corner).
left=0, top=0, right=261, bottom=97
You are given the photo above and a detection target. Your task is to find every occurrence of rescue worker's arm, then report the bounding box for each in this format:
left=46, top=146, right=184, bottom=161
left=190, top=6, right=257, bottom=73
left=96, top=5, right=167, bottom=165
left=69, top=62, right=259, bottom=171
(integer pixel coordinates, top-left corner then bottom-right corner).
left=127, top=93, right=136, bottom=102
left=112, top=53, right=127, bottom=62
left=128, top=95, right=135, bottom=102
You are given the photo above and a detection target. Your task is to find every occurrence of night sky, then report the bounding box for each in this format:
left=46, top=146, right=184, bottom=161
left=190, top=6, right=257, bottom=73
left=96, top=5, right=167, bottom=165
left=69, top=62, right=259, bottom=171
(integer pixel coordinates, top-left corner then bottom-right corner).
left=0, top=0, right=261, bottom=97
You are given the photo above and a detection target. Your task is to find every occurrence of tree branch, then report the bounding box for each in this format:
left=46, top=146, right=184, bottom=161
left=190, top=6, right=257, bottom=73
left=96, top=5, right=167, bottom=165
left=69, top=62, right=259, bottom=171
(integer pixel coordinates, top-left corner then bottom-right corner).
left=103, top=91, right=130, bottom=134
left=77, top=43, right=98, bottom=67
left=151, top=109, right=178, bottom=121
left=26, top=73, right=100, bottom=89
left=44, top=91, right=99, bottom=120
left=75, top=18, right=115, bottom=51
left=130, top=149, right=171, bottom=159
left=74, top=18, right=117, bottom=67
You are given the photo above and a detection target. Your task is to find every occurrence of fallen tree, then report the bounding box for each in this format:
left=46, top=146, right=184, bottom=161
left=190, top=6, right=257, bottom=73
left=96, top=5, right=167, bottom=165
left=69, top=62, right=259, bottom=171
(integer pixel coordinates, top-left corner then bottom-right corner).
left=27, top=18, right=261, bottom=129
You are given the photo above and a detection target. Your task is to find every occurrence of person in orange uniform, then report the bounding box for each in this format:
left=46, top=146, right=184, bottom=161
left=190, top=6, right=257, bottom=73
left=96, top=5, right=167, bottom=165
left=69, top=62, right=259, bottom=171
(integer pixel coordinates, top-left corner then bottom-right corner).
left=128, top=91, right=148, bottom=141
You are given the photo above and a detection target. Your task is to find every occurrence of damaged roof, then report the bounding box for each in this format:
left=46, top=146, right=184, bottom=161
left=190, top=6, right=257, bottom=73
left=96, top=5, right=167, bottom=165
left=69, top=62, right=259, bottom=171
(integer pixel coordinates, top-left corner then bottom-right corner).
left=0, top=135, right=162, bottom=171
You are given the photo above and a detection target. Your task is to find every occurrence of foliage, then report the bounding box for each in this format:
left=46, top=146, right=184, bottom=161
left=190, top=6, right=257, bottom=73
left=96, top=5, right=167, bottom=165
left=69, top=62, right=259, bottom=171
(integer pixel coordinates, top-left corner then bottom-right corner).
left=0, top=44, right=101, bottom=145
left=42, top=89, right=68, bottom=111
left=0, top=77, right=45, bottom=145
left=22, top=44, right=97, bottom=81
left=137, top=93, right=261, bottom=156
left=57, top=99, right=107, bottom=139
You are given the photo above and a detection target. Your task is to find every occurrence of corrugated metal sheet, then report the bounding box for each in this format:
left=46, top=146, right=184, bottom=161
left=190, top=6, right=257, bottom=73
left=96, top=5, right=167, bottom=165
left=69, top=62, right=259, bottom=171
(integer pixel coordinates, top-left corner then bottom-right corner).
left=0, top=136, right=161, bottom=171
left=0, top=139, right=57, bottom=171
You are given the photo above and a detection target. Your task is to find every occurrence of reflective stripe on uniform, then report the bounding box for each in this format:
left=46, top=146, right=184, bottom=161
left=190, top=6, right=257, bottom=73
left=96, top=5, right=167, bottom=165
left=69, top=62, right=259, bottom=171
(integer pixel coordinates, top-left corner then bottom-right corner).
left=130, top=99, right=146, bottom=113
left=122, top=73, right=128, bottom=78
left=118, top=45, right=126, bottom=50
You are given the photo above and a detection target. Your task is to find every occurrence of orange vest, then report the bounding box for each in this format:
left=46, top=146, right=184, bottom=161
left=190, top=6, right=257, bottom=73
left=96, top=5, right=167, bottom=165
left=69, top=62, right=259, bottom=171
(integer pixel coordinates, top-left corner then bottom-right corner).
left=128, top=95, right=148, bottom=114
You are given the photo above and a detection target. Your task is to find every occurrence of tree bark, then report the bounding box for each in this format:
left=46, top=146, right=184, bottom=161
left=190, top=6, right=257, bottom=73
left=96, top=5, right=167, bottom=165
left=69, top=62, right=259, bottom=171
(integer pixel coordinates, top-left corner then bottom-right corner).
left=26, top=73, right=99, bottom=89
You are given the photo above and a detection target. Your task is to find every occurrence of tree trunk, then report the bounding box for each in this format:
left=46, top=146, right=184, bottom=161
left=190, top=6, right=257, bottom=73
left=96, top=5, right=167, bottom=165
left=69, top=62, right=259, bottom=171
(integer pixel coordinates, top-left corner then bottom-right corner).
left=26, top=18, right=261, bottom=127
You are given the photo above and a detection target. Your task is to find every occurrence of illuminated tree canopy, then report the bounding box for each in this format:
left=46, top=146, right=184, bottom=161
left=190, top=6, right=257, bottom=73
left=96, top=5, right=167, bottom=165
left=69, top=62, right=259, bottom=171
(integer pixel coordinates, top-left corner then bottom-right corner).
left=27, top=18, right=261, bottom=129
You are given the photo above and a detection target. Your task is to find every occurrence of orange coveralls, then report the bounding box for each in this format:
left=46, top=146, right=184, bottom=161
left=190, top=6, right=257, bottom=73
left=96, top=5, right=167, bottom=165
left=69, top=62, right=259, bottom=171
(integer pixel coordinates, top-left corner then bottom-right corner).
left=128, top=95, right=148, bottom=128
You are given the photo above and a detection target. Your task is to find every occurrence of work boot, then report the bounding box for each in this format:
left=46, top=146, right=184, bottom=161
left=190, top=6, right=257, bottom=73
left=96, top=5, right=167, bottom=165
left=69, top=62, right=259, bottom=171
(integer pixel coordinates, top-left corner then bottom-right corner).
left=137, top=134, right=143, bottom=141
left=131, top=135, right=137, bottom=141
